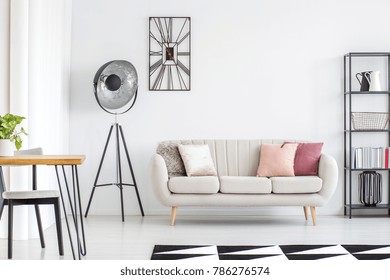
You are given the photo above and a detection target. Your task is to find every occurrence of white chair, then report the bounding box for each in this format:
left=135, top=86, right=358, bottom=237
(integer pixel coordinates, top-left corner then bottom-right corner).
left=0, top=148, right=63, bottom=259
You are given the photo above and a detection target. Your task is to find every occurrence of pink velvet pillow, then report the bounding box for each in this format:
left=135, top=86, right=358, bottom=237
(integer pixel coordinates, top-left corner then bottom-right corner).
left=292, top=142, right=323, bottom=176
left=257, top=143, right=298, bottom=177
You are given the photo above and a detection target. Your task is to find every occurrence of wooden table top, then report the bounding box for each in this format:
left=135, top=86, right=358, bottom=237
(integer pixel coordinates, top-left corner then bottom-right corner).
left=0, top=155, right=86, bottom=165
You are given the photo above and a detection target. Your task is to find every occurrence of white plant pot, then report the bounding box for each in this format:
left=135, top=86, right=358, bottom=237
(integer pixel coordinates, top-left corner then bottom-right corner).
left=0, top=139, right=15, bottom=156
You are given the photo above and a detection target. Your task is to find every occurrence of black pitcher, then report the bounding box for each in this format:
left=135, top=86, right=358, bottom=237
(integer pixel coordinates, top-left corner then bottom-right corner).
left=356, top=71, right=372, bottom=91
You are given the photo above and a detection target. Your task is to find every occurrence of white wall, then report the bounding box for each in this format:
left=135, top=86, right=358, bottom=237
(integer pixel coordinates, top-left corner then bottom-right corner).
left=70, top=0, right=390, bottom=216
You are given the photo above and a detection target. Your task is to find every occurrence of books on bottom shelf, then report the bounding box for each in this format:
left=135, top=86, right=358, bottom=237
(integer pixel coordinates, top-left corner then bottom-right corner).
left=353, top=147, right=389, bottom=169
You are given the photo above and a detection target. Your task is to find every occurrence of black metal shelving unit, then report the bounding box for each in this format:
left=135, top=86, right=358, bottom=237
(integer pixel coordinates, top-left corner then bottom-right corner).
left=344, top=52, right=390, bottom=218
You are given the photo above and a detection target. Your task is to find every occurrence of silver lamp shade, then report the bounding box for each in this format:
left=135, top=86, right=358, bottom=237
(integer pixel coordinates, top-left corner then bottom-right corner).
left=93, top=60, right=138, bottom=114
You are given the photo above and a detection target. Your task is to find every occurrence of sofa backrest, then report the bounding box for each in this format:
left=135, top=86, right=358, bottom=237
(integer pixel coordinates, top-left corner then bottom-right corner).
left=157, top=139, right=299, bottom=177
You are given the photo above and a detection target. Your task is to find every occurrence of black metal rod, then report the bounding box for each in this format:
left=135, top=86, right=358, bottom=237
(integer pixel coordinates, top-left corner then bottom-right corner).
left=7, top=199, right=13, bottom=259
left=85, top=124, right=115, bottom=217
left=84, top=187, right=96, bottom=218
left=388, top=55, right=390, bottom=216
left=343, top=55, right=347, bottom=216
left=116, top=123, right=125, bottom=222
left=54, top=198, right=64, bottom=256
left=34, top=205, right=45, bottom=248
left=62, top=166, right=76, bottom=219
left=32, top=165, right=37, bottom=190
left=57, top=165, right=86, bottom=259
left=119, top=124, right=145, bottom=216
left=94, top=124, right=114, bottom=187
left=55, top=165, right=76, bottom=260
left=94, top=183, right=115, bottom=187
left=349, top=53, right=353, bottom=219
left=85, top=123, right=145, bottom=220
left=75, top=166, right=87, bottom=256
left=71, top=165, right=81, bottom=259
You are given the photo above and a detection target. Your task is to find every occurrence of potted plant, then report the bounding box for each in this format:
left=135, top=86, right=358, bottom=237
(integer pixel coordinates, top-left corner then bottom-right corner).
left=0, top=113, right=28, bottom=156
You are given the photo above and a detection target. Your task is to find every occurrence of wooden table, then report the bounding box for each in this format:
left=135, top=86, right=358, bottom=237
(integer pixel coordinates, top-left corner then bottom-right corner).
left=0, top=155, right=86, bottom=260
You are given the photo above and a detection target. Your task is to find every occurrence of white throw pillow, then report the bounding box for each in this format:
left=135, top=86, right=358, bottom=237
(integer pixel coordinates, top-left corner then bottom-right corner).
left=178, top=144, right=217, bottom=176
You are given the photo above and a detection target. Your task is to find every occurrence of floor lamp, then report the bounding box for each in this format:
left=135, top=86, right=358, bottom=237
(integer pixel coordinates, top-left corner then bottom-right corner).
left=84, top=60, right=144, bottom=221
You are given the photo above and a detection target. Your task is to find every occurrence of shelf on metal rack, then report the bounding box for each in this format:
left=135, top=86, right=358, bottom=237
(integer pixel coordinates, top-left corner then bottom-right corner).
left=345, top=204, right=390, bottom=210
left=345, top=167, right=390, bottom=171
left=344, top=52, right=390, bottom=57
left=344, top=91, right=390, bottom=95
left=344, top=129, right=390, bottom=132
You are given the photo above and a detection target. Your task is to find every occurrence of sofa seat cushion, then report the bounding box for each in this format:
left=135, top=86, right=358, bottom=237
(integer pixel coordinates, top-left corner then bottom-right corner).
left=271, top=176, right=322, bottom=193
left=220, top=176, right=272, bottom=194
left=168, top=176, right=220, bottom=194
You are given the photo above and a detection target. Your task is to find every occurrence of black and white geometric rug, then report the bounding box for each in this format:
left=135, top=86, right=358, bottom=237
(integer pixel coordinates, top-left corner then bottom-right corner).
left=151, top=245, right=390, bottom=260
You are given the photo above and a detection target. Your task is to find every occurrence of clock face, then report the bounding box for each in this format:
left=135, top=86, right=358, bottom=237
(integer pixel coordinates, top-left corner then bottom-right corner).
left=149, top=17, right=191, bottom=91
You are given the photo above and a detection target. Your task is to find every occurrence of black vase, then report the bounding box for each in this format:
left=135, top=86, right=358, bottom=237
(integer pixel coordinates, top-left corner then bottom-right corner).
left=356, top=71, right=372, bottom=91
left=359, top=171, right=382, bottom=206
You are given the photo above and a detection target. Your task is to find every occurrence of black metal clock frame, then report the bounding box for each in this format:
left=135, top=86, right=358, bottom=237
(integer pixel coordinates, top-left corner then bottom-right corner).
left=149, top=17, right=191, bottom=91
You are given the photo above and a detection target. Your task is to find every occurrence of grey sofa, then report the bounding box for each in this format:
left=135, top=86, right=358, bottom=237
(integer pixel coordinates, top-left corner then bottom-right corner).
left=150, top=139, right=338, bottom=226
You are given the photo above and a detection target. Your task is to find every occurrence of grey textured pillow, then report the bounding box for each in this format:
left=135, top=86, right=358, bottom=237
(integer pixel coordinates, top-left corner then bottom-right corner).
left=156, top=142, right=186, bottom=176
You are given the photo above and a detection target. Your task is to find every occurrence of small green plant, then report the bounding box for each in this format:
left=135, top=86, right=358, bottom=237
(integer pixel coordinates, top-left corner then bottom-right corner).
left=0, top=113, right=28, bottom=150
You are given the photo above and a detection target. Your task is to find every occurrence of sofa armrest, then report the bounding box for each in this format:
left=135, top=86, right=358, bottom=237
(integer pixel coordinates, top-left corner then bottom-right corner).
left=317, top=153, right=338, bottom=204
left=150, top=154, right=171, bottom=206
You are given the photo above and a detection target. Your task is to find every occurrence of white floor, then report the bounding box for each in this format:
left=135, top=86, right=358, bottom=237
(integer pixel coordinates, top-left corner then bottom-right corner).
left=1, top=214, right=390, bottom=260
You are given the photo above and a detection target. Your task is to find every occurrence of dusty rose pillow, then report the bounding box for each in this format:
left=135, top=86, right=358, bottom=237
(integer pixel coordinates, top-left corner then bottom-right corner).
left=257, top=143, right=298, bottom=177
left=292, top=142, right=323, bottom=176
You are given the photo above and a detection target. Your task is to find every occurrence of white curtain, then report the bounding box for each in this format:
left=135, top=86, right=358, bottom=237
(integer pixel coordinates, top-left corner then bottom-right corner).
left=0, top=0, right=72, bottom=240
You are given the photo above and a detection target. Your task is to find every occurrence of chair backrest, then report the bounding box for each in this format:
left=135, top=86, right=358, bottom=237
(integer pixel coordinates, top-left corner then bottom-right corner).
left=14, top=147, right=43, bottom=156
left=12, top=147, right=43, bottom=191
left=1, top=148, right=44, bottom=197
left=0, top=166, right=6, bottom=201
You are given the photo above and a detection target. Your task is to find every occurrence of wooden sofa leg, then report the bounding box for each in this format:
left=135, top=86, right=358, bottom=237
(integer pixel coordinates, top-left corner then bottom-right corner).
left=310, top=206, right=317, bottom=226
left=170, top=207, right=177, bottom=226
left=303, top=206, right=309, bottom=221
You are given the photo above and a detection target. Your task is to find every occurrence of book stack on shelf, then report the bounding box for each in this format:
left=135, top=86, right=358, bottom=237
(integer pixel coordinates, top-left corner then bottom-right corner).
left=353, top=147, right=390, bottom=169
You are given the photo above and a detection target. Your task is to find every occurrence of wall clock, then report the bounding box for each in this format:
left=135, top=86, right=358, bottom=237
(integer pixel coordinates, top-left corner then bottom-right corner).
left=149, top=17, right=191, bottom=91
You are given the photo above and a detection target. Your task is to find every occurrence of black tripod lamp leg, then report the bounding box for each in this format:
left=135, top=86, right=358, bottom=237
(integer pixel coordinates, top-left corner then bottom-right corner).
left=116, top=123, right=125, bottom=222
left=119, top=186, right=125, bottom=222
left=135, top=187, right=144, bottom=216
left=85, top=124, right=115, bottom=218
left=119, top=125, right=145, bottom=216
left=84, top=186, right=97, bottom=218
